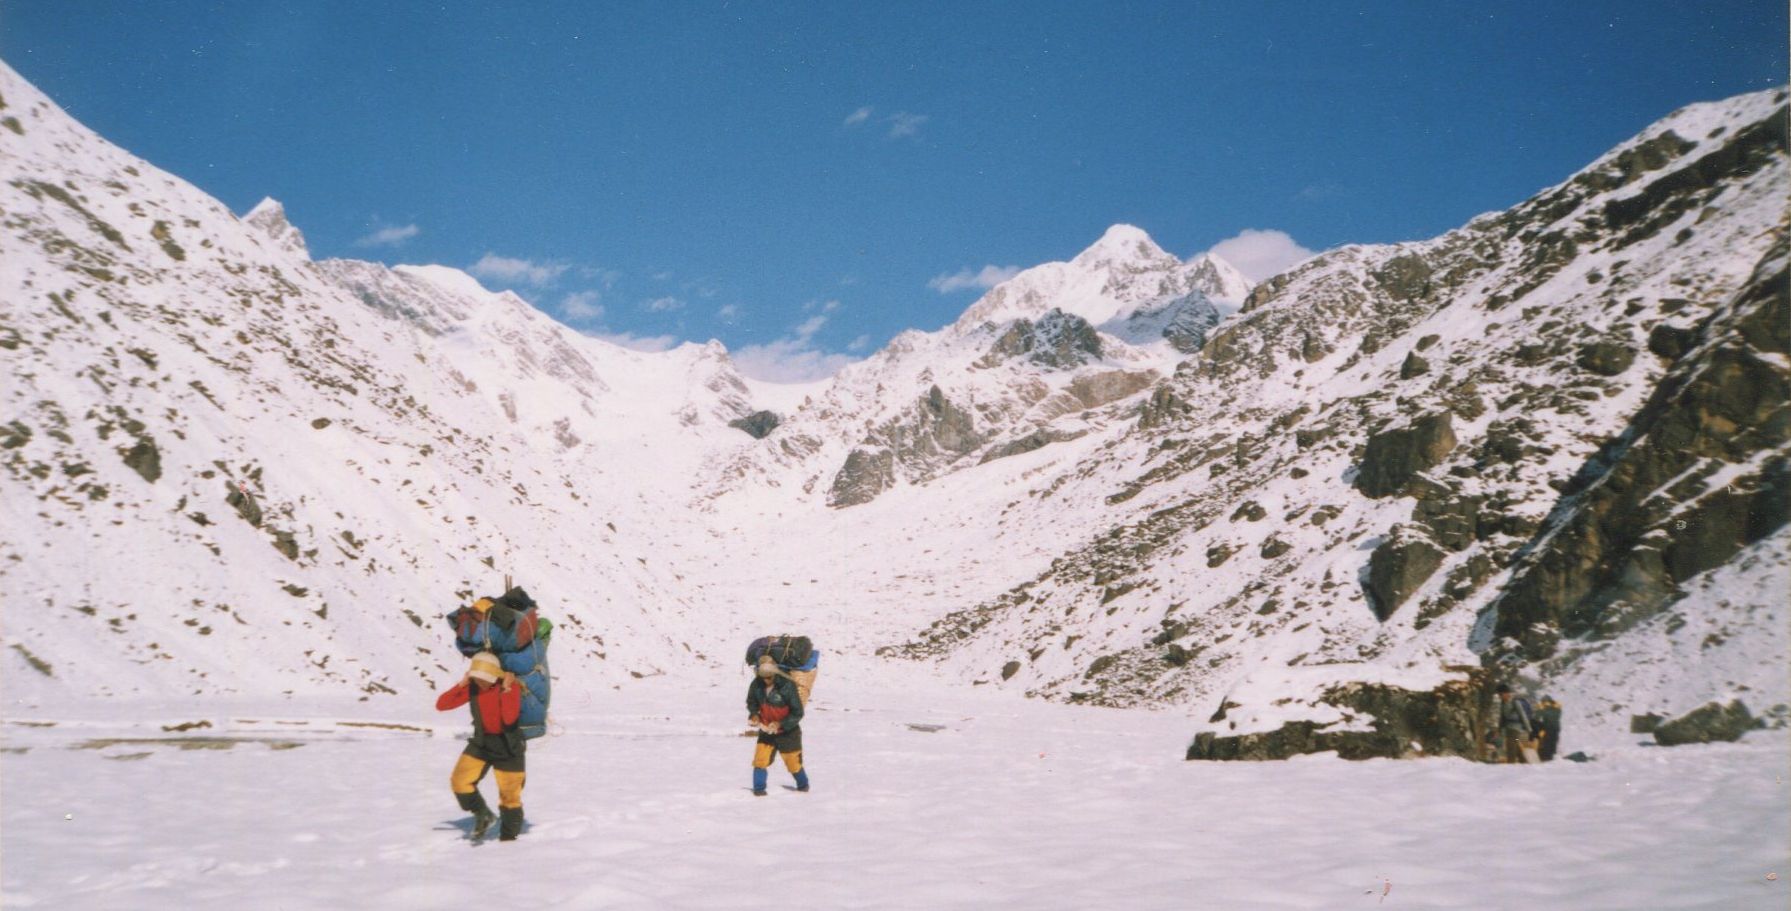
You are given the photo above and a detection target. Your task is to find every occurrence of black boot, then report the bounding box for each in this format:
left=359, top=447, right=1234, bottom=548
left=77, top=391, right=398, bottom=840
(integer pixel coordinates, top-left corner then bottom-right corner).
left=457, top=791, right=496, bottom=839
left=498, top=806, right=524, bottom=842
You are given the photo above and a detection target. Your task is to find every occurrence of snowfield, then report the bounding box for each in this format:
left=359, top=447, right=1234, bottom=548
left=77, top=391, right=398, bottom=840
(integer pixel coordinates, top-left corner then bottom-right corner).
left=4, top=658, right=1787, bottom=910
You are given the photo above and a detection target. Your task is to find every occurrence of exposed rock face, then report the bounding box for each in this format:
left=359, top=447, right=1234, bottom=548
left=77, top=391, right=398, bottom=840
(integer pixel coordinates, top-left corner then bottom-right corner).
left=1365, top=528, right=1446, bottom=621
left=1576, top=341, right=1635, bottom=376
left=1489, top=245, right=1789, bottom=650
left=728, top=410, right=781, bottom=439
left=1653, top=700, right=1756, bottom=746
left=827, top=448, right=896, bottom=508
left=1187, top=675, right=1488, bottom=761
left=120, top=436, right=160, bottom=483
left=979, top=310, right=1103, bottom=369
left=1355, top=414, right=1457, bottom=498
left=890, top=90, right=1787, bottom=760
left=979, top=428, right=1085, bottom=465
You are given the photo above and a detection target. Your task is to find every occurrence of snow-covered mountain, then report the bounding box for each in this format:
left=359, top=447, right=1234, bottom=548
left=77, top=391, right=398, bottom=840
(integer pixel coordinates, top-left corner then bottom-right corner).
left=893, top=86, right=1790, bottom=756
left=704, top=223, right=1253, bottom=508
left=0, top=59, right=766, bottom=709
left=2, top=53, right=1784, bottom=763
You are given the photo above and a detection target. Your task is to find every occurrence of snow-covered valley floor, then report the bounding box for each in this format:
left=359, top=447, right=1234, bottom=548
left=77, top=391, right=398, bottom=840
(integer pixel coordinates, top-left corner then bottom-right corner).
left=3, top=655, right=1786, bottom=911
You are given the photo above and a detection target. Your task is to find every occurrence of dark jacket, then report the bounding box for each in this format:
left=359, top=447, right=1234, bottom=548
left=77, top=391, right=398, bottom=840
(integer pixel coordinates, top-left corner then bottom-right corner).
left=438, top=679, right=525, bottom=763
left=747, top=675, right=804, bottom=733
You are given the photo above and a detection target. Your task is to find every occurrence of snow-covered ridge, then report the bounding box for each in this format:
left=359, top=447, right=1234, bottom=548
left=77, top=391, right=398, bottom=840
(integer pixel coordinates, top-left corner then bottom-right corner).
left=2, top=50, right=1784, bottom=773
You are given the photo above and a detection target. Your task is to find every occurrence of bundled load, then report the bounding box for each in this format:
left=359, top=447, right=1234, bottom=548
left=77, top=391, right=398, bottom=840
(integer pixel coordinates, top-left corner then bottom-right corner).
left=447, top=586, right=552, bottom=739
left=745, top=635, right=820, bottom=705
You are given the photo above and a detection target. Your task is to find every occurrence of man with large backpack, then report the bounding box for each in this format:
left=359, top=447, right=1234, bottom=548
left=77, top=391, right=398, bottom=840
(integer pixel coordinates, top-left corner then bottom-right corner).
left=746, top=654, right=810, bottom=797
left=437, top=651, right=528, bottom=840
left=1494, top=683, right=1539, bottom=764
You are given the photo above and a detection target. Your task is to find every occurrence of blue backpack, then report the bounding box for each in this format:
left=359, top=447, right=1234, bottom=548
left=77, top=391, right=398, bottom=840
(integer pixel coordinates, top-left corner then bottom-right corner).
left=447, top=590, right=553, bottom=740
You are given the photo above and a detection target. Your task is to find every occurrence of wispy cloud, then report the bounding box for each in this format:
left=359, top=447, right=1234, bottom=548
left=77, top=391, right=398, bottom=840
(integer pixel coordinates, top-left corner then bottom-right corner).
left=470, top=253, right=569, bottom=287
left=590, top=330, right=681, bottom=353
left=1295, top=182, right=1346, bottom=202
left=1205, top=229, right=1316, bottom=282
left=802, top=298, right=842, bottom=314
left=844, top=106, right=874, bottom=127
left=578, top=266, right=622, bottom=288
left=717, top=303, right=741, bottom=321
left=887, top=111, right=928, bottom=139
left=928, top=264, right=1023, bottom=294
left=560, top=290, right=603, bottom=322
left=644, top=295, right=684, bottom=313
left=355, top=223, right=420, bottom=248
left=847, top=334, right=872, bottom=352
left=732, top=313, right=858, bottom=383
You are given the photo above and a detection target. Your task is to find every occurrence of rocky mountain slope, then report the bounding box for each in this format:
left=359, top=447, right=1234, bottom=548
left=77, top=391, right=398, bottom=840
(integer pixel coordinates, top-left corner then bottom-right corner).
left=0, top=60, right=766, bottom=709
left=891, top=87, right=1789, bottom=756
left=705, top=225, right=1252, bottom=508
left=2, top=55, right=1783, bottom=760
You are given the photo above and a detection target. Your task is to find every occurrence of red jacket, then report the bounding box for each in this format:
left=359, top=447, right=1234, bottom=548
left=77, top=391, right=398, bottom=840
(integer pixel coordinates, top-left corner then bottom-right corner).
left=436, top=680, right=521, bottom=733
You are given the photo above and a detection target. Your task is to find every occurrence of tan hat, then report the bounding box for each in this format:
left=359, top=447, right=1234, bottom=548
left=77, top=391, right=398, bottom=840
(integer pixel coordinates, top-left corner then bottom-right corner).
left=469, top=651, right=501, bottom=684
left=757, top=655, right=779, bottom=676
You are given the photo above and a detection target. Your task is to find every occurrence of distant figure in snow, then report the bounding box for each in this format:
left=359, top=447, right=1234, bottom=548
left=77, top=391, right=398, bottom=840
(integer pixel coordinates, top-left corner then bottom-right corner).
left=1494, top=683, right=1539, bottom=764
left=1536, top=695, right=1563, bottom=762
left=746, top=655, right=809, bottom=796
left=437, top=651, right=528, bottom=840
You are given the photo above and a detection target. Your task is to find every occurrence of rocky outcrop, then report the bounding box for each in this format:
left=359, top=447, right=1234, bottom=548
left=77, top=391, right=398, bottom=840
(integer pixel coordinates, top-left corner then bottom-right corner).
left=1365, top=527, right=1446, bottom=621
left=827, top=448, right=896, bottom=508
left=1489, top=245, right=1789, bottom=650
left=1653, top=700, right=1757, bottom=746
left=1187, top=675, right=1488, bottom=761
left=1355, top=413, right=1457, bottom=498
left=728, top=410, right=781, bottom=439
left=978, top=310, right=1103, bottom=369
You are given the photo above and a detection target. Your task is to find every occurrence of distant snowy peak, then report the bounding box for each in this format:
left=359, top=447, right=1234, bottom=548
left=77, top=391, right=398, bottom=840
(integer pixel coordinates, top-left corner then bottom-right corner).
left=1069, top=223, right=1178, bottom=272
left=243, top=197, right=310, bottom=260
left=953, top=224, right=1254, bottom=333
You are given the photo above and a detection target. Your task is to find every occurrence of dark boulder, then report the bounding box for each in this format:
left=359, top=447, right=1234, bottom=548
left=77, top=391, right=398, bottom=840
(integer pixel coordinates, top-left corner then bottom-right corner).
left=120, top=436, right=161, bottom=483
left=1400, top=351, right=1430, bottom=379
left=1365, top=528, right=1446, bottom=621
left=1647, top=323, right=1698, bottom=360
left=1355, top=413, right=1457, bottom=498
left=827, top=448, right=896, bottom=508
left=1654, top=700, right=1756, bottom=746
left=1577, top=341, right=1636, bottom=376
left=728, top=410, right=781, bottom=439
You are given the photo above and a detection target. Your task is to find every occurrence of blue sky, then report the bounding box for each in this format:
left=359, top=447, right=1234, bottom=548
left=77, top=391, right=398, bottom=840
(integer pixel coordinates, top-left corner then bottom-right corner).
left=5, top=2, right=1785, bottom=380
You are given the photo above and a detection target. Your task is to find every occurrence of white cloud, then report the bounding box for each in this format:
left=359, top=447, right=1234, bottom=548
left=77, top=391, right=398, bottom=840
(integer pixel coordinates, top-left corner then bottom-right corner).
left=560, top=290, right=603, bottom=322
left=590, top=330, right=681, bottom=353
left=731, top=313, right=858, bottom=383
left=355, top=223, right=420, bottom=247
left=1205, top=229, right=1316, bottom=282
left=847, top=334, right=872, bottom=352
left=844, top=106, right=873, bottom=127
left=644, top=295, right=684, bottom=313
left=470, top=253, right=569, bottom=287
left=803, top=298, right=841, bottom=314
left=887, top=111, right=928, bottom=139
left=582, top=267, right=622, bottom=288
left=717, top=303, right=741, bottom=320
left=928, top=264, right=1023, bottom=294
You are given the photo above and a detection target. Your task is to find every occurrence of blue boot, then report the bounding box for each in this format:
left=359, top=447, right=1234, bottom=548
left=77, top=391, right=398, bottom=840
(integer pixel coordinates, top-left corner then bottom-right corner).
left=793, top=769, right=810, bottom=792
left=752, top=767, right=768, bottom=796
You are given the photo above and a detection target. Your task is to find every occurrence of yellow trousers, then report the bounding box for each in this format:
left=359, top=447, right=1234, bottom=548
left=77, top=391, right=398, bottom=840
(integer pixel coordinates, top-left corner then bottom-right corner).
left=753, top=742, right=803, bottom=773
left=451, top=753, right=525, bottom=809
